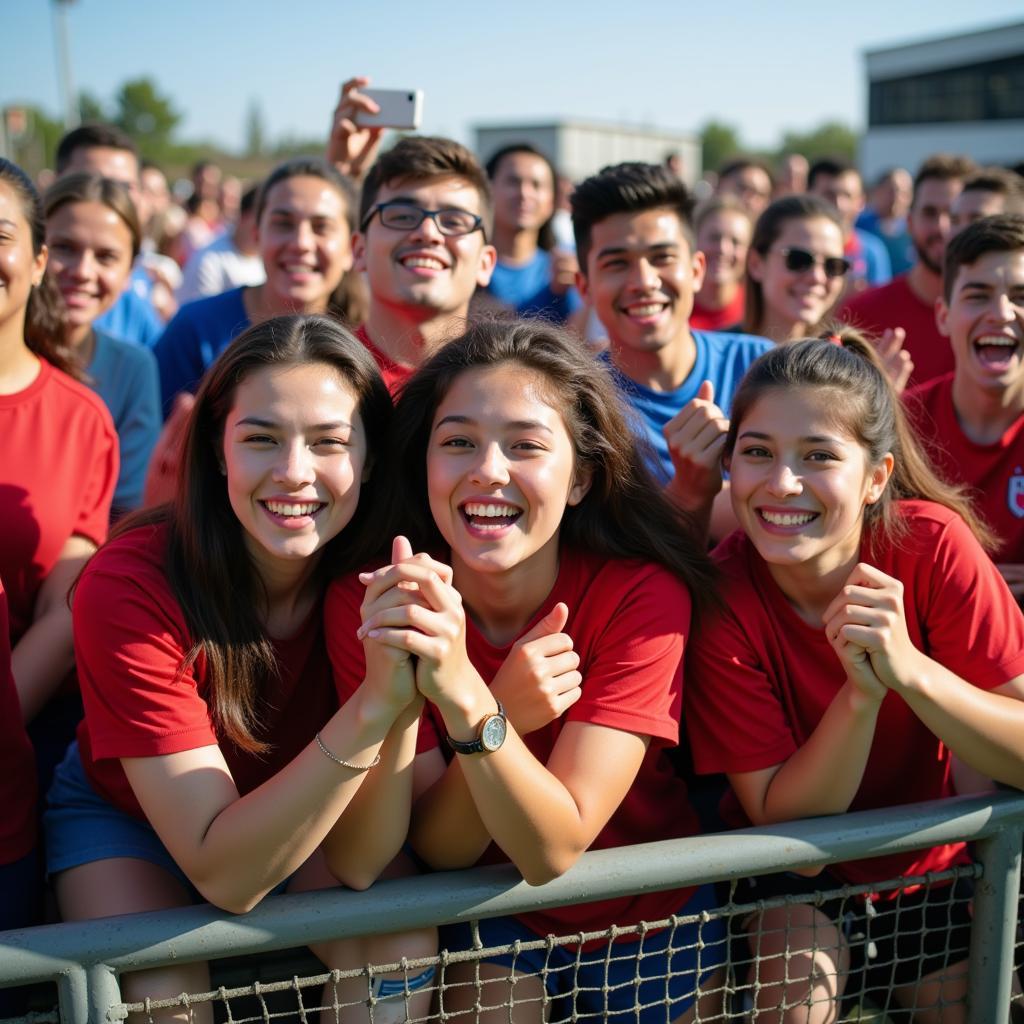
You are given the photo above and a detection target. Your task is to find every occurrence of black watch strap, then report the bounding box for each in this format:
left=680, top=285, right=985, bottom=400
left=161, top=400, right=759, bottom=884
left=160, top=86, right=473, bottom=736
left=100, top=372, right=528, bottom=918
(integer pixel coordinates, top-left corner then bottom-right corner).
left=445, top=700, right=506, bottom=754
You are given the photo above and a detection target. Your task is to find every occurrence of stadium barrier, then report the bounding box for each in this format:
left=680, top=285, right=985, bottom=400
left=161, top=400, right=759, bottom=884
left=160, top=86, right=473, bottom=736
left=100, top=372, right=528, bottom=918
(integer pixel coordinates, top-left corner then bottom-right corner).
left=1, top=791, right=1023, bottom=1023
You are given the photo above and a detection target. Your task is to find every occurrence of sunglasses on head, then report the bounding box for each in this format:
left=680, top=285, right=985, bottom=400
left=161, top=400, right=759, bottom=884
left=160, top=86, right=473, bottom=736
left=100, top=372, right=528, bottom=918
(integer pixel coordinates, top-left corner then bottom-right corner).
left=777, top=247, right=850, bottom=279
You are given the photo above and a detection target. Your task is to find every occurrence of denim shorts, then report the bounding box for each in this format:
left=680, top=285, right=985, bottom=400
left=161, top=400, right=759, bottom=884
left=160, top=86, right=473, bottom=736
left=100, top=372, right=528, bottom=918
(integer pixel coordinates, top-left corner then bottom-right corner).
left=439, top=883, right=726, bottom=1024
left=43, top=740, right=198, bottom=892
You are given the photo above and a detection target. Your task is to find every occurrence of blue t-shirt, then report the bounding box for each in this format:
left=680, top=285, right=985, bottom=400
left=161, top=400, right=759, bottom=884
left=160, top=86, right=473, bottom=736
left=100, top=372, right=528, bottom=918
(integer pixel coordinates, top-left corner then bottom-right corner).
left=604, top=330, right=773, bottom=483
left=94, top=285, right=164, bottom=349
left=154, top=287, right=250, bottom=415
left=851, top=228, right=893, bottom=288
left=486, top=250, right=583, bottom=323
left=87, top=331, right=161, bottom=513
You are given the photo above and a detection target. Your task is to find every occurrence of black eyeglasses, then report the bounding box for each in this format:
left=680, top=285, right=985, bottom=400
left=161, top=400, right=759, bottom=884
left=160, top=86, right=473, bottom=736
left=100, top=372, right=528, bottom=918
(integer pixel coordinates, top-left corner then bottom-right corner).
left=777, top=247, right=850, bottom=279
left=361, top=201, right=484, bottom=238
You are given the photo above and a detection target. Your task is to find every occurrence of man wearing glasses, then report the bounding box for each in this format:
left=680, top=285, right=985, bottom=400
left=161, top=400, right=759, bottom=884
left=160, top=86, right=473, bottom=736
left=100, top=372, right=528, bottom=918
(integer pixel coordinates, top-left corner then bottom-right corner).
left=350, top=137, right=496, bottom=391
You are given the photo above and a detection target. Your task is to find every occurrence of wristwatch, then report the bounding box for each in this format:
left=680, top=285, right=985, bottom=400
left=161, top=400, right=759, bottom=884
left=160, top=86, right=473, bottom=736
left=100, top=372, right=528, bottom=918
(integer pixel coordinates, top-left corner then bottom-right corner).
left=446, top=700, right=507, bottom=754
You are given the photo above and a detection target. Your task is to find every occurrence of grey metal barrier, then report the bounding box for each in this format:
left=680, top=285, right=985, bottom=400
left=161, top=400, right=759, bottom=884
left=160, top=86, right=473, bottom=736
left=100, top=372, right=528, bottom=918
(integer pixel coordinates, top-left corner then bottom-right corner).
left=1, top=792, right=1023, bottom=1024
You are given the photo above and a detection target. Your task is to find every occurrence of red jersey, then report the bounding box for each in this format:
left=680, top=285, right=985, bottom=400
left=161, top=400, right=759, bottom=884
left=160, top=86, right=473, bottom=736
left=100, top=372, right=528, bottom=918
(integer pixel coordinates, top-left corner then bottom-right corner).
left=326, top=547, right=701, bottom=938
left=690, top=289, right=745, bottom=332
left=0, top=579, right=36, bottom=864
left=354, top=324, right=415, bottom=396
left=0, top=359, right=117, bottom=643
left=686, top=501, right=1024, bottom=888
left=839, top=274, right=952, bottom=388
left=74, top=523, right=337, bottom=820
left=905, top=374, right=1024, bottom=564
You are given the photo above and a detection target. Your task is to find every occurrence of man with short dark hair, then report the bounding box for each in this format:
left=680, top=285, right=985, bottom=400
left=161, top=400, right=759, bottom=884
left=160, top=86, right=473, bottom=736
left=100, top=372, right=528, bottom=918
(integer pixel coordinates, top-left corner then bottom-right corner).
left=905, top=214, right=1024, bottom=599
left=808, top=157, right=891, bottom=290
left=839, top=153, right=977, bottom=387
left=716, top=158, right=774, bottom=220
left=952, top=167, right=1024, bottom=233
left=572, top=162, right=771, bottom=535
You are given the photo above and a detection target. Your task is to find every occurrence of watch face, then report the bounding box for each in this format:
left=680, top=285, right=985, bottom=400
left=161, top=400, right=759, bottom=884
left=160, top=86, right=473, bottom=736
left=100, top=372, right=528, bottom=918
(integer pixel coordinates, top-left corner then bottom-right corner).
left=480, top=713, right=507, bottom=752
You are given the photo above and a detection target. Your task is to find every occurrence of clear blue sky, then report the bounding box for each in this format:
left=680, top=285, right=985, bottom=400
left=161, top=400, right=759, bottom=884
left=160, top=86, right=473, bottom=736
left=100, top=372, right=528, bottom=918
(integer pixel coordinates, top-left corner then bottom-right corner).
left=4, top=0, right=1022, bottom=154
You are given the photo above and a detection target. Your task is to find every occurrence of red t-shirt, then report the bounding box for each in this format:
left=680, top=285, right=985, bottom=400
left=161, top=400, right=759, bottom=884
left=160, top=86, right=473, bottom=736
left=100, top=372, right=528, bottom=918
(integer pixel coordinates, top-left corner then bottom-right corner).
left=354, top=324, right=415, bottom=396
left=838, top=274, right=952, bottom=389
left=0, top=358, right=117, bottom=643
left=74, top=523, right=338, bottom=820
left=905, top=374, right=1024, bottom=564
left=685, top=500, right=1024, bottom=888
left=690, top=289, right=745, bottom=332
left=326, top=547, right=701, bottom=938
left=0, top=578, right=36, bottom=864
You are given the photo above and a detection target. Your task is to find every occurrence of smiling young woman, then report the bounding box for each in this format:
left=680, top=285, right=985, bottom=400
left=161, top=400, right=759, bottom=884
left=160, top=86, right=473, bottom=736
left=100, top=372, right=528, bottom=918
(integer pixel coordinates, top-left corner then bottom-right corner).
left=44, top=315, right=434, bottom=1023
left=325, top=320, right=726, bottom=1024
left=44, top=173, right=161, bottom=514
left=685, top=331, right=1023, bottom=1023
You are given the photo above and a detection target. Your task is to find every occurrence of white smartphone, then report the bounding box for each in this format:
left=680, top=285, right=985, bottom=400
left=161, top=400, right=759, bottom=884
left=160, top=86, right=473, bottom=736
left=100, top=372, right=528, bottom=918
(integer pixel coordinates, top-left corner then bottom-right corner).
left=355, top=88, right=424, bottom=130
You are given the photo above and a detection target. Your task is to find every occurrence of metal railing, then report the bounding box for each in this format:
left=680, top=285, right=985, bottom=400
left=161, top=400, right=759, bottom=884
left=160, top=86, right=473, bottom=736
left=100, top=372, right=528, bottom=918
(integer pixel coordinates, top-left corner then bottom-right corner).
left=2, top=792, right=1022, bottom=1024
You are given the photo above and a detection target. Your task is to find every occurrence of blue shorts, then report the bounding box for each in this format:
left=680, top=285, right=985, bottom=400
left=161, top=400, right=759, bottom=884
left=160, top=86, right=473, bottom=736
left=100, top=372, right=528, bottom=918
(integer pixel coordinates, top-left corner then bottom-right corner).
left=44, top=741, right=198, bottom=892
left=43, top=741, right=291, bottom=901
left=439, top=883, right=726, bottom=1024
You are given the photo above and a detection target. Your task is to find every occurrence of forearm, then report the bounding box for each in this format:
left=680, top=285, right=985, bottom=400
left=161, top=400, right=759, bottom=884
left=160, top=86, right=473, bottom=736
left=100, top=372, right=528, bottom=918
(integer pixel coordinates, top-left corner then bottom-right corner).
left=322, top=698, right=424, bottom=889
left=895, top=663, right=1024, bottom=790
left=759, top=682, right=881, bottom=824
left=12, top=607, right=75, bottom=722
left=410, top=756, right=494, bottom=870
left=168, top=687, right=404, bottom=911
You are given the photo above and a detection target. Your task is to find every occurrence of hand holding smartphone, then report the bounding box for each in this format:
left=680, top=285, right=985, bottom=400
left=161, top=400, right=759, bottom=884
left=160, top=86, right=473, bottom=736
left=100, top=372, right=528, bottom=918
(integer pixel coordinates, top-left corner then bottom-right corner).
left=354, top=89, right=424, bottom=131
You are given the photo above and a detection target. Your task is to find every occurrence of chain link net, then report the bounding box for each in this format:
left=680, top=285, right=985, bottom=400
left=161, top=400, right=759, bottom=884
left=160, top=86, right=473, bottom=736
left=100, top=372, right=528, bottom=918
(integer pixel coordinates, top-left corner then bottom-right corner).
left=73, top=866, right=977, bottom=1024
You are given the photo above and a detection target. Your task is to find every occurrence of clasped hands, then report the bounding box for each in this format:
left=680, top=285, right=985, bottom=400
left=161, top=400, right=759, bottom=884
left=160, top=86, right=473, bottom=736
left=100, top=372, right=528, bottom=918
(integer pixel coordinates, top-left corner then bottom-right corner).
left=357, top=537, right=582, bottom=733
left=822, top=561, right=929, bottom=703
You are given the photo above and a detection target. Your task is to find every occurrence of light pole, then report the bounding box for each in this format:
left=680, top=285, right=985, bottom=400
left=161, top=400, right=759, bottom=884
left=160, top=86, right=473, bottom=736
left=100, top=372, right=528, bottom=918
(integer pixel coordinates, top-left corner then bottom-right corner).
left=51, top=0, right=78, bottom=129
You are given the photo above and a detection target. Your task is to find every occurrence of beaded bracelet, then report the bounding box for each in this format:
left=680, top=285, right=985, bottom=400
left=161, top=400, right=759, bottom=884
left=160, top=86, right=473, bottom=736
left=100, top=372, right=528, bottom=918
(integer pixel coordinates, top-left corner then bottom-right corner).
left=315, top=731, right=381, bottom=772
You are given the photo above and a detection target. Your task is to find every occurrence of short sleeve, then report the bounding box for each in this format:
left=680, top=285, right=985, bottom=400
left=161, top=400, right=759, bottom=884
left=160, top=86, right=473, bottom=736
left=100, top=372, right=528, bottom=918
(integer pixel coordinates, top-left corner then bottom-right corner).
left=918, top=514, right=1024, bottom=688
left=74, top=408, right=119, bottom=546
left=111, top=349, right=161, bottom=511
left=565, top=568, right=689, bottom=747
left=154, top=311, right=206, bottom=416
left=685, top=604, right=798, bottom=775
left=74, top=567, right=217, bottom=758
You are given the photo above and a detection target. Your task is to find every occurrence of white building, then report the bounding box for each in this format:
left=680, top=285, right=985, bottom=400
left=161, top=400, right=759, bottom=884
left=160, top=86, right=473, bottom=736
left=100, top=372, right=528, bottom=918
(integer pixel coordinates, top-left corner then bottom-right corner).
left=474, top=121, right=700, bottom=187
left=861, top=20, right=1024, bottom=180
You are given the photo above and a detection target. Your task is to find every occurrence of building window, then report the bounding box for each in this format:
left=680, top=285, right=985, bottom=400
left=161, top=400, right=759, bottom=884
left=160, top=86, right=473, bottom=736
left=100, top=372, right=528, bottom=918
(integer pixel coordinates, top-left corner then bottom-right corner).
left=869, top=54, right=1024, bottom=125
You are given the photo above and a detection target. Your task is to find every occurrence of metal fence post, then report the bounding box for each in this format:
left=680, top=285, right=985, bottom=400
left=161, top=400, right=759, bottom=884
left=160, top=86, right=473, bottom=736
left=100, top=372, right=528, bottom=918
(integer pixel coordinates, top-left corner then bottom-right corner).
left=86, top=964, right=123, bottom=1024
left=967, top=823, right=1022, bottom=1024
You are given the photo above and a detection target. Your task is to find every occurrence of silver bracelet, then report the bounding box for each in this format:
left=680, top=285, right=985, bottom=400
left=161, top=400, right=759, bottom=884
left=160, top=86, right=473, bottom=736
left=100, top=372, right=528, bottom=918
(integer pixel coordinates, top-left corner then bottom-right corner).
left=315, top=731, right=381, bottom=772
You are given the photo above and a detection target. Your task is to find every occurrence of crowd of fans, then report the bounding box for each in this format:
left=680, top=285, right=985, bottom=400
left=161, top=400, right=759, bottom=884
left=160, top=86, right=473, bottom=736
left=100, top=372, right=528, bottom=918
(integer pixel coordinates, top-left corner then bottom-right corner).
left=2, top=73, right=1024, bottom=1023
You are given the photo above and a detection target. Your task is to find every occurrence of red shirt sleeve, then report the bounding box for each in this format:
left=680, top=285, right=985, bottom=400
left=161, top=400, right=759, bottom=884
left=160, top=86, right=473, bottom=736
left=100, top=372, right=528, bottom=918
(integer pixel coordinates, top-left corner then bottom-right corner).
left=75, top=565, right=217, bottom=759
left=565, top=563, right=690, bottom=748
left=685, top=599, right=799, bottom=775
left=73, top=401, right=118, bottom=547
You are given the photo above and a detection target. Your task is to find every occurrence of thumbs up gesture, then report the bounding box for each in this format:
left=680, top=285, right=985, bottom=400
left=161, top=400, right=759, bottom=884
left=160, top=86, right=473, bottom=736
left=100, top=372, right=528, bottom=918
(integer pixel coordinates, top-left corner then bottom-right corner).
left=489, top=603, right=582, bottom=735
left=663, top=379, right=729, bottom=511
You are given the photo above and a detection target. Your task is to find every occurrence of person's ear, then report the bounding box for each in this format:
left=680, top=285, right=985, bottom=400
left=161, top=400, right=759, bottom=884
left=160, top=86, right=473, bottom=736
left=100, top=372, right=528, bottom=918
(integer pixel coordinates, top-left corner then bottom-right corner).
left=567, top=464, right=593, bottom=507
left=935, top=296, right=951, bottom=337
left=747, top=247, right=764, bottom=283
left=864, top=452, right=894, bottom=505
left=31, top=243, right=48, bottom=288
left=351, top=231, right=367, bottom=274
left=690, top=247, right=707, bottom=291
left=475, top=242, right=498, bottom=287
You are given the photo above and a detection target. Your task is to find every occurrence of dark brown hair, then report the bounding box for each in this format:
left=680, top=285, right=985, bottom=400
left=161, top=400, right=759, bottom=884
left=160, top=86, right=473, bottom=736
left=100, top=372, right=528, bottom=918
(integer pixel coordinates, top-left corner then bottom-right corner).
left=118, top=315, right=395, bottom=751
left=912, top=154, right=977, bottom=209
left=359, top=136, right=493, bottom=236
left=389, top=318, right=718, bottom=614
left=742, top=193, right=844, bottom=337
left=0, top=158, right=79, bottom=378
left=571, top=162, right=695, bottom=269
left=943, top=213, right=1024, bottom=303
left=724, top=328, right=996, bottom=552
left=55, top=123, right=138, bottom=175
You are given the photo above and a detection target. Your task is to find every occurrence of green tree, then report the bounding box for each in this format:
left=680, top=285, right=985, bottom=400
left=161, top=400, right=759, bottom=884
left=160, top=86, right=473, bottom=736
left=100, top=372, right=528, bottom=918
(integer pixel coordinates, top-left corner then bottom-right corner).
left=700, top=120, right=743, bottom=175
left=77, top=90, right=106, bottom=123
left=778, top=121, right=859, bottom=163
left=114, top=78, right=180, bottom=155
left=245, top=99, right=266, bottom=158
